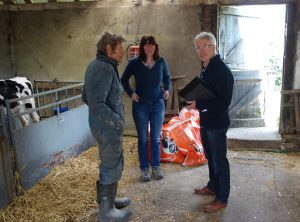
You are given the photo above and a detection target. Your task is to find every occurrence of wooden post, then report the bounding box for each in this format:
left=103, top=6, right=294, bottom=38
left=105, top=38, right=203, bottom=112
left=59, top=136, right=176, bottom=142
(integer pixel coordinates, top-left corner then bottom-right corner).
left=294, top=93, right=300, bottom=132
left=164, top=75, right=187, bottom=123
left=7, top=12, right=17, bottom=76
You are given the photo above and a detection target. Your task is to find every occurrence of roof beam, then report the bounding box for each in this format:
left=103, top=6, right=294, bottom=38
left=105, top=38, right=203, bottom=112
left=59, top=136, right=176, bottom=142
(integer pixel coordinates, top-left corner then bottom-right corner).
left=0, top=0, right=296, bottom=11
left=0, top=1, right=98, bottom=10
left=1, top=0, right=15, bottom=4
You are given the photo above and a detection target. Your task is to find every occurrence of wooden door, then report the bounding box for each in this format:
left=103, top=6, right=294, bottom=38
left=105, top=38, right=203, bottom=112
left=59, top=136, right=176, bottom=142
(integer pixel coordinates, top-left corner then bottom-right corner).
left=219, top=6, right=265, bottom=127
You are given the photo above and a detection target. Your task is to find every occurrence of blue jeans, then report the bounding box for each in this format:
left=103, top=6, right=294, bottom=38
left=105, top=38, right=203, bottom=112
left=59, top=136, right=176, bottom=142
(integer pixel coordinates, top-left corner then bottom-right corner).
left=200, top=127, right=230, bottom=203
left=132, top=99, right=164, bottom=170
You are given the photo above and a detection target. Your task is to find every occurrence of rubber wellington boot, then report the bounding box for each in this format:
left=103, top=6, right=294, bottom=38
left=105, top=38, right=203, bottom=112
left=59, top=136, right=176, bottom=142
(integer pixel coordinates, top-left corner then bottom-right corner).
left=114, top=182, right=131, bottom=209
left=96, top=181, right=132, bottom=222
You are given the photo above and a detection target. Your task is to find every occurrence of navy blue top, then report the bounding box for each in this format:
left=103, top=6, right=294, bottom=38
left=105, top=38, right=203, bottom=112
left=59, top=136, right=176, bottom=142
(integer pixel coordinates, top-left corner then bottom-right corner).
left=121, top=57, right=171, bottom=102
left=196, top=55, right=234, bottom=128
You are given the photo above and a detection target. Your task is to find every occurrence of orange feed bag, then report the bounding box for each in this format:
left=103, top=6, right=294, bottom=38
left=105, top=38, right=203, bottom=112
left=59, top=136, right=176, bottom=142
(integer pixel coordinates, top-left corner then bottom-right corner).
left=160, top=108, right=207, bottom=166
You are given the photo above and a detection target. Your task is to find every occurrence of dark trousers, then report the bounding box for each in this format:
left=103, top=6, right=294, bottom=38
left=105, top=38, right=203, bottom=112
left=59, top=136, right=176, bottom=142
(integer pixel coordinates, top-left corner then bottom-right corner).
left=132, top=99, right=165, bottom=170
left=200, top=127, right=230, bottom=203
left=91, top=127, right=124, bottom=185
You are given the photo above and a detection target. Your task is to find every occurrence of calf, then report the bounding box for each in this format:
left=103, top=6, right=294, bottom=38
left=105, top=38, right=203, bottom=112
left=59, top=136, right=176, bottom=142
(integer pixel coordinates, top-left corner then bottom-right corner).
left=0, top=77, right=40, bottom=127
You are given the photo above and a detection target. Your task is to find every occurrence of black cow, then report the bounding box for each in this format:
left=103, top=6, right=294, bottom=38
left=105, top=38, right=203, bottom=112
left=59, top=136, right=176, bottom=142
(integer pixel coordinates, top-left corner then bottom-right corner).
left=0, top=77, right=40, bottom=127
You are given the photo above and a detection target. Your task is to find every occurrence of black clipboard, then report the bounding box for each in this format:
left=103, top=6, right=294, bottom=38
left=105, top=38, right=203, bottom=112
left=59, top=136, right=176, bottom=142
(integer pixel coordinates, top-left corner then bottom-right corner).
left=178, top=76, right=216, bottom=101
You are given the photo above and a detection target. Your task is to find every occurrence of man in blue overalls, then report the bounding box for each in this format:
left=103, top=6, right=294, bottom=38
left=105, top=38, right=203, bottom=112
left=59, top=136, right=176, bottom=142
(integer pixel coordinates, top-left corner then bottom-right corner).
left=82, top=31, right=132, bottom=222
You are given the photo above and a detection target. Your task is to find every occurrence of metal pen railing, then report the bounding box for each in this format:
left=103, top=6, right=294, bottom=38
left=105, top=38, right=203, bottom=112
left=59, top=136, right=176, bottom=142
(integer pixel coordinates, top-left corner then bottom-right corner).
left=34, top=80, right=83, bottom=118
left=5, top=82, right=84, bottom=129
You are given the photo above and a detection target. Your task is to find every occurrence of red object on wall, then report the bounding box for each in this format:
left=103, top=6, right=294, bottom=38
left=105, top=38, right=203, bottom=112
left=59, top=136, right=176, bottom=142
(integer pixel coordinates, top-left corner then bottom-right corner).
left=130, top=45, right=140, bottom=58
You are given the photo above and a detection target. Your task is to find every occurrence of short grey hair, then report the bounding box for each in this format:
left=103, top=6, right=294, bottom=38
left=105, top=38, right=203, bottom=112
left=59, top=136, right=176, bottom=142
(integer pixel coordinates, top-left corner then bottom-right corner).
left=194, top=32, right=217, bottom=46
left=97, top=31, right=126, bottom=55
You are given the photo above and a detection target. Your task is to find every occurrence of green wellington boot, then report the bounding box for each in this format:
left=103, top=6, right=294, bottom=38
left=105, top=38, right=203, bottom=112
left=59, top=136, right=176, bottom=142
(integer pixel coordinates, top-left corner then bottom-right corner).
left=96, top=181, right=132, bottom=222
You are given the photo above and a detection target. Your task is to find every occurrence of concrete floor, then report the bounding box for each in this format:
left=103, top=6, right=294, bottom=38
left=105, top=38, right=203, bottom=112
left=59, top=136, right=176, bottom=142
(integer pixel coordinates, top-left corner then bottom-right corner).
left=81, top=128, right=300, bottom=222
left=127, top=152, right=300, bottom=222
left=83, top=150, right=300, bottom=222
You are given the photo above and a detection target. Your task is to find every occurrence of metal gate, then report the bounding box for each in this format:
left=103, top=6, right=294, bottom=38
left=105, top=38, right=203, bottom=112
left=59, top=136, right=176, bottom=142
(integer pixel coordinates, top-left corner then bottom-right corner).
left=0, top=82, right=95, bottom=208
left=34, top=80, right=83, bottom=119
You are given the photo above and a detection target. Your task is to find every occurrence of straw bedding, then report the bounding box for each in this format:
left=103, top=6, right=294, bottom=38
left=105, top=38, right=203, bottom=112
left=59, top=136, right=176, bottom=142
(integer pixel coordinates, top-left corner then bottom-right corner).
left=0, top=136, right=141, bottom=222
left=0, top=135, right=184, bottom=222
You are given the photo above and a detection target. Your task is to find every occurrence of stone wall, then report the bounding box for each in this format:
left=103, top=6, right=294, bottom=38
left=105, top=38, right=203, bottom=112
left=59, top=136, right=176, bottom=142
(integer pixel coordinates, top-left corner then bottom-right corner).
left=0, top=2, right=202, bottom=128
left=1, top=4, right=201, bottom=81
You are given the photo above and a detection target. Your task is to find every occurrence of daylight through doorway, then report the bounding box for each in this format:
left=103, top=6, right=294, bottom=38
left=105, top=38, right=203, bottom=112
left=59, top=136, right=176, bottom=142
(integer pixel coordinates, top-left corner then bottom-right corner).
left=221, top=4, right=286, bottom=128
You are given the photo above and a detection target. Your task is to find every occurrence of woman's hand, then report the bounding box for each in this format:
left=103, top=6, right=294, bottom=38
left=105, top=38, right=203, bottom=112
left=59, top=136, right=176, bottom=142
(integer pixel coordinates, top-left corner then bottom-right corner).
left=131, top=92, right=140, bottom=102
left=164, top=90, right=169, bottom=100
left=185, top=101, right=196, bottom=110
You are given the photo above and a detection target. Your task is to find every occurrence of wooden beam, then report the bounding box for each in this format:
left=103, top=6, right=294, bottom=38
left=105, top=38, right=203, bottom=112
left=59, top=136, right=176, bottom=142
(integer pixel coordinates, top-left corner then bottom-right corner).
left=281, top=89, right=300, bottom=94
left=0, top=1, right=98, bottom=10
left=280, top=2, right=297, bottom=134
left=0, top=0, right=296, bottom=11
left=199, top=5, right=218, bottom=35
left=220, top=6, right=259, bottom=18
left=282, top=3, right=297, bottom=91
left=294, top=94, right=300, bottom=131
left=282, top=134, right=300, bottom=140
left=1, top=0, right=15, bottom=4
left=177, top=86, right=184, bottom=91
left=173, top=81, right=179, bottom=112
left=7, top=12, right=17, bottom=76
left=170, top=75, right=187, bottom=80
left=216, top=0, right=295, bottom=5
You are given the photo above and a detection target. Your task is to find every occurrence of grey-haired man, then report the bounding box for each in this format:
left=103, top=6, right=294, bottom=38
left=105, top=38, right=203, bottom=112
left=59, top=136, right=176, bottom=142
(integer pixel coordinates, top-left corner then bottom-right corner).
left=187, top=31, right=234, bottom=213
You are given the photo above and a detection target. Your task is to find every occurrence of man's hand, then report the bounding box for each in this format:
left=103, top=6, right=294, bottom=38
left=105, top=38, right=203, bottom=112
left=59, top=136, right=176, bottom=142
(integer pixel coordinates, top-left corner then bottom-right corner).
left=185, top=100, right=196, bottom=110
left=131, top=92, right=140, bottom=102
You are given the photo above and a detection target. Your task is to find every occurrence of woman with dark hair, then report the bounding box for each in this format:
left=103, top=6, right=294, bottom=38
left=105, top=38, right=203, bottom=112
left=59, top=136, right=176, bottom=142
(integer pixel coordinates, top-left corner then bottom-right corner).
left=121, top=35, right=171, bottom=182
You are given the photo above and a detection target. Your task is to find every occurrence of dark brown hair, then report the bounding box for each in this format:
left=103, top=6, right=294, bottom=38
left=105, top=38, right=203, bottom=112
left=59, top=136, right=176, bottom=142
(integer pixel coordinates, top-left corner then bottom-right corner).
left=138, top=35, right=160, bottom=62
left=97, top=31, right=126, bottom=55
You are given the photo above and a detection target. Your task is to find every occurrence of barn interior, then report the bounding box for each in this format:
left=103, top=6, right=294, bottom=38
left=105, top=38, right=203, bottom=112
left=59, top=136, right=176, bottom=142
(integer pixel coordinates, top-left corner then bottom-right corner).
left=0, top=0, right=300, bottom=221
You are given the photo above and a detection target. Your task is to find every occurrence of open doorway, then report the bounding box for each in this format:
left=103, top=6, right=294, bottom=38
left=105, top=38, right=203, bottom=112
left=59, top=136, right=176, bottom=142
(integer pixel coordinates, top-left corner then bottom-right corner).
left=219, top=5, right=286, bottom=129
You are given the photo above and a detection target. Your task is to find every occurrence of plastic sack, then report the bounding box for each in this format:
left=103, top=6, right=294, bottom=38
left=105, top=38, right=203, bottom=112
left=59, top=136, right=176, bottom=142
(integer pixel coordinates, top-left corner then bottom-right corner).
left=160, top=108, right=207, bottom=166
